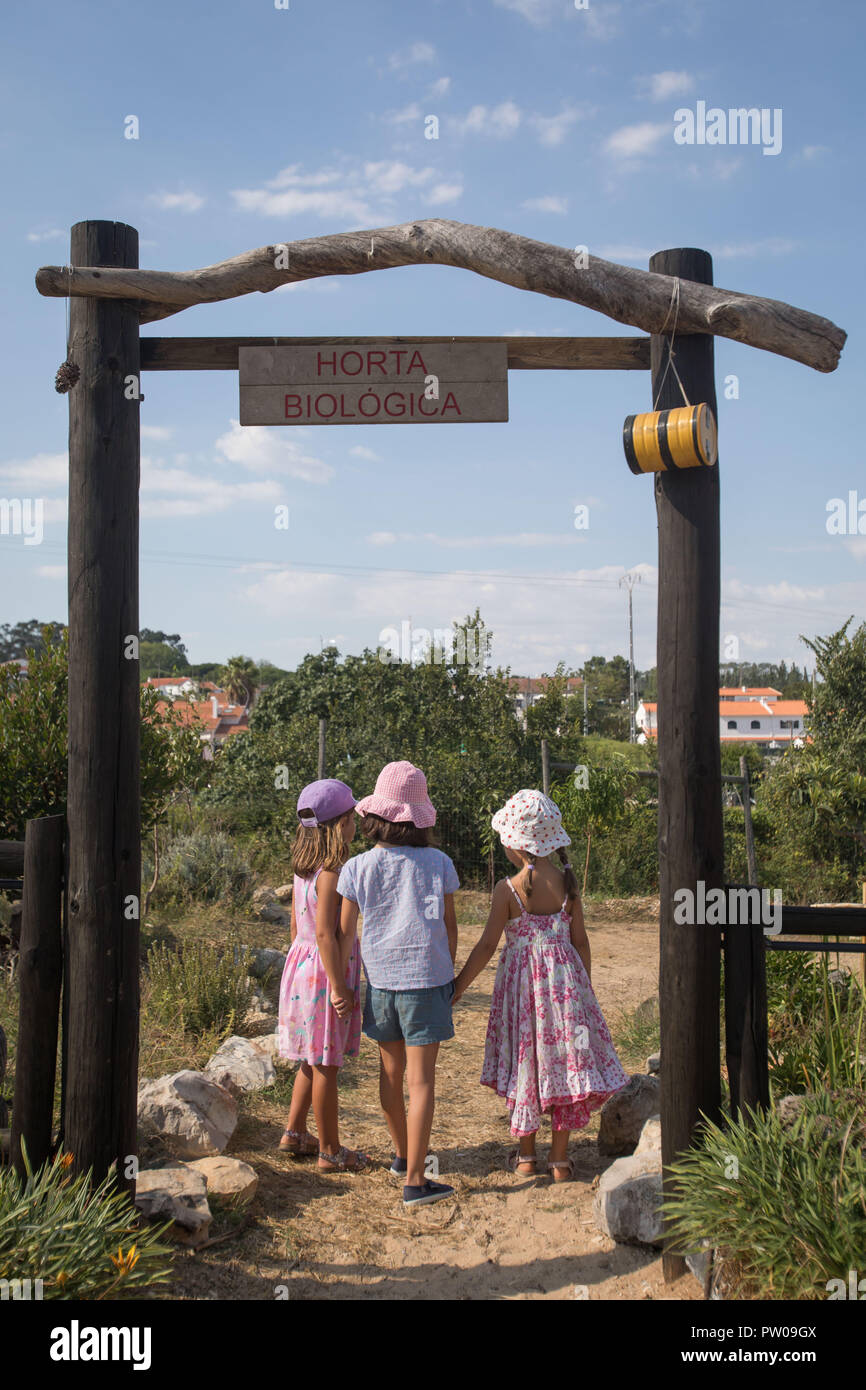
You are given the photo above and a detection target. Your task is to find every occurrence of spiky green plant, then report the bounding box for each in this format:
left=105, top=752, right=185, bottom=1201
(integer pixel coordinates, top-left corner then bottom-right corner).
left=0, top=1146, right=172, bottom=1300
left=662, top=1093, right=866, bottom=1300
left=145, top=939, right=253, bottom=1038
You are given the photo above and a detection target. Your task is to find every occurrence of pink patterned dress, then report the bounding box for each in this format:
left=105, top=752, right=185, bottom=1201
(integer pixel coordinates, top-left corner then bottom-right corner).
left=277, top=867, right=361, bottom=1067
left=481, top=879, right=630, bottom=1136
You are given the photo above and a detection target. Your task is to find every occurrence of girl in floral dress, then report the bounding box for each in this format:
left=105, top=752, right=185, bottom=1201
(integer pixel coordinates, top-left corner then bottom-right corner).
left=453, top=789, right=629, bottom=1180
left=277, top=778, right=369, bottom=1173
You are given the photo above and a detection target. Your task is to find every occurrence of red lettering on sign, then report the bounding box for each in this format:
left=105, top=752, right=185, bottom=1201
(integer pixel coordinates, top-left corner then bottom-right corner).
left=341, top=351, right=363, bottom=376
left=316, top=394, right=337, bottom=418
left=367, top=351, right=387, bottom=375
left=406, top=350, right=428, bottom=374
left=441, top=392, right=461, bottom=415
left=285, top=394, right=302, bottom=418
left=359, top=392, right=381, bottom=417
left=391, top=350, right=407, bottom=375
left=316, top=352, right=337, bottom=377
left=417, top=394, right=438, bottom=417
left=384, top=392, right=406, bottom=417
left=339, top=394, right=356, bottom=418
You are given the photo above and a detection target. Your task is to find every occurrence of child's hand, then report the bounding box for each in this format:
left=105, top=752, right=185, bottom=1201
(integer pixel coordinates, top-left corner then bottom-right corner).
left=331, top=985, right=354, bottom=1019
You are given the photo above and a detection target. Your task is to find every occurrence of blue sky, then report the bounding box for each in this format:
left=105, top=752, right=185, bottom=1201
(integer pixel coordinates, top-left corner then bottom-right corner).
left=2, top=0, right=863, bottom=676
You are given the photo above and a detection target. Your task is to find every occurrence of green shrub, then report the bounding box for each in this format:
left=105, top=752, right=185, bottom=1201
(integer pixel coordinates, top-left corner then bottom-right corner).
left=144, top=939, right=254, bottom=1037
left=147, top=829, right=252, bottom=907
left=0, top=1147, right=172, bottom=1300
left=663, top=1092, right=866, bottom=1300
left=766, top=951, right=866, bottom=1096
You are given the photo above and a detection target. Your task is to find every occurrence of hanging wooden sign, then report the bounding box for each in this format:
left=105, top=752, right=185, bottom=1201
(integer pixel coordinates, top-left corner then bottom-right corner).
left=238, top=341, right=508, bottom=425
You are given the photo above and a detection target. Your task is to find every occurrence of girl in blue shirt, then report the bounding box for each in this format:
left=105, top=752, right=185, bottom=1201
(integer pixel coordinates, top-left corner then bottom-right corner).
left=337, top=761, right=459, bottom=1207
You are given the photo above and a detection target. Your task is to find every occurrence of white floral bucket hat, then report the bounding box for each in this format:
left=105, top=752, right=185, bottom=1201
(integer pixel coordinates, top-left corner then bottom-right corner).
left=491, top=789, right=571, bottom=856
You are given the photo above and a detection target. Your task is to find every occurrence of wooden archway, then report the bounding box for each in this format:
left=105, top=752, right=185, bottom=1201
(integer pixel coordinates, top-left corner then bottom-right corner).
left=35, top=221, right=845, bottom=1282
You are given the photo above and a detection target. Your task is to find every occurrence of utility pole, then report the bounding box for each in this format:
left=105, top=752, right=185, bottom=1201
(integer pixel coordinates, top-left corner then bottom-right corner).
left=582, top=665, right=588, bottom=736
left=619, top=571, right=642, bottom=743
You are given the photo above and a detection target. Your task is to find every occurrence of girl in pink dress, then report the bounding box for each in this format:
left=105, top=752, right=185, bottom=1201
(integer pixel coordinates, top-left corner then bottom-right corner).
left=453, top=789, right=629, bottom=1180
left=277, top=779, right=369, bottom=1173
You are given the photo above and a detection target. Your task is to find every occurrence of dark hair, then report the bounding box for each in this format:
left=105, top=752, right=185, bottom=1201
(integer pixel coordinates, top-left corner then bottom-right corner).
left=360, top=813, right=438, bottom=848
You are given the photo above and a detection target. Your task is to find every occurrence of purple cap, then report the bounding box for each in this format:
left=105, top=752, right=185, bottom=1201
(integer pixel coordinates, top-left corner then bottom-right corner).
left=297, top=778, right=356, bottom=828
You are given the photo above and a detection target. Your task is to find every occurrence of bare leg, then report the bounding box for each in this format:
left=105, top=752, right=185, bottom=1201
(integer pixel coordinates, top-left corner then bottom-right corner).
left=378, top=1040, right=407, bottom=1157
left=286, top=1061, right=313, bottom=1134
left=405, top=1042, right=439, bottom=1188
left=548, top=1123, right=573, bottom=1181
left=515, top=1132, right=538, bottom=1173
left=311, top=1064, right=340, bottom=1157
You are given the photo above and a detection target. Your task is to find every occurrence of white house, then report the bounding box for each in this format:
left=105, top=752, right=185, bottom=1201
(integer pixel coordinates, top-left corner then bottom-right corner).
left=636, top=686, right=810, bottom=748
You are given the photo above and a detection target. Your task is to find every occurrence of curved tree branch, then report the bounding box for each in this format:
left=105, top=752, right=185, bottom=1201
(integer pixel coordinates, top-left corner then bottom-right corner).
left=35, top=218, right=845, bottom=372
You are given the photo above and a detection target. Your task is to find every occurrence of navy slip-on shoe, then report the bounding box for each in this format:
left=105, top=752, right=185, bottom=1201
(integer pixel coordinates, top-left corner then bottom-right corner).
left=402, top=1180, right=454, bottom=1207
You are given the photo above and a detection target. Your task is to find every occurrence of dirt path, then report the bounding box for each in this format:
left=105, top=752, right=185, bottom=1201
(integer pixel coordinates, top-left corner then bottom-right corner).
left=169, top=912, right=702, bottom=1301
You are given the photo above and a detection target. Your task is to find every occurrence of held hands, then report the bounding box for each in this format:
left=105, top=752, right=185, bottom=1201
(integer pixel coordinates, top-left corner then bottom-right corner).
left=331, top=985, right=354, bottom=1019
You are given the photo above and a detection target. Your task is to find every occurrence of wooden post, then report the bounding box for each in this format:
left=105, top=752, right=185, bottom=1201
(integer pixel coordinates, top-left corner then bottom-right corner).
left=541, top=738, right=550, bottom=796
left=11, top=815, right=65, bottom=1176
left=651, top=248, right=724, bottom=1282
left=724, top=918, right=769, bottom=1125
left=65, top=221, right=141, bottom=1193
left=740, top=756, right=759, bottom=885
left=317, top=717, right=328, bottom=780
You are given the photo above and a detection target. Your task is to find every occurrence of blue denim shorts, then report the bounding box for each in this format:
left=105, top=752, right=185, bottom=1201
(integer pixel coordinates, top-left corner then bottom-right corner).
left=363, top=980, right=455, bottom=1046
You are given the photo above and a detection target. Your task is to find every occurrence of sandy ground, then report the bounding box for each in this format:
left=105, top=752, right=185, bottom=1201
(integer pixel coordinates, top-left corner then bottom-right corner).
left=165, top=905, right=703, bottom=1302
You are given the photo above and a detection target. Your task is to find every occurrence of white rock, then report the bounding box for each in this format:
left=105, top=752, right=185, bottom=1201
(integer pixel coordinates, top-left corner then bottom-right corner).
left=205, top=1035, right=275, bottom=1098
left=594, top=1149, right=663, bottom=1248
left=274, top=883, right=293, bottom=903
left=598, top=1074, right=660, bottom=1156
left=187, top=1155, right=258, bottom=1204
left=137, top=1070, right=238, bottom=1157
left=634, top=1115, right=661, bottom=1157
left=248, top=947, right=288, bottom=978
left=246, top=1031, right=282, bottom=1062
left=134, top=1165, right=212, bottom=1246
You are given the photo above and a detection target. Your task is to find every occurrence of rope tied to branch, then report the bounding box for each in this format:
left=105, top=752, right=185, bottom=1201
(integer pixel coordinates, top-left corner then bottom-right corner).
left=652, top=277, right=692, bottom=411
left=55, top=266, right=80, bottom=393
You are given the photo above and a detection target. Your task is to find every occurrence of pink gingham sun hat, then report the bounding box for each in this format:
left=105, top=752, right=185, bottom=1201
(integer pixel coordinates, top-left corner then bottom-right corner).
left=355, top=760, right=437, bottom=829
left=491, top=789, right=571, bottom=856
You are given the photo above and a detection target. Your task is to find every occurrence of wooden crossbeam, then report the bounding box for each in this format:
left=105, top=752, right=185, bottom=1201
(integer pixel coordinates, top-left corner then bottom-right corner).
left=140, top=335, right=651, bottom=372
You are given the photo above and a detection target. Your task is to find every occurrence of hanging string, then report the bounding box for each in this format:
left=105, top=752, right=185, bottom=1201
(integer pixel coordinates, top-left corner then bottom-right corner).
left=55, top=265, right=80, bottom=392
left=652, top=277, right=692, bottom=411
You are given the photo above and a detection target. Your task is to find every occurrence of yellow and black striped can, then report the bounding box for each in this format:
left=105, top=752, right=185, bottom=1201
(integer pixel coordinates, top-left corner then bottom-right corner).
left=623, top=404, right=718, bottom=474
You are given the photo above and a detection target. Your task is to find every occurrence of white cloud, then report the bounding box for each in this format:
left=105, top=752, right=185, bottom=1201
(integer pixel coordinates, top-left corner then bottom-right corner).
left=387, top=41, right=436, bottom=71
left=716, top=237, right=797, bottom=259
left=521, top=195, right=568, bottom=214
left=26, top=228, right=65, bottom=243
left=0, top=452, right=67, bottom=488
left=232, top=159, right=453, bottom=223
left=802, top=144, right=830, bottom=161
left=529, top=107, right=582, bottom=146
left=35, top=565, right=67, bottom=579
left=141, top=425, right=173, bottom=441
left=429, top=77, right=451, bottom=96
left=491, top=0, right=620, bottom=35
left=215, top=421, right=334, bottom=484
left=384, top=103, right=422, bottom=125
left=639, top=71, right=694, bottom=102
left=350, top=446, right=382, bottom=462
left=364, top=530, right=586, bottom=549
left=604, top=121, right=668, bottom=158
left=274, top=279, right=341, bottom=294
left=426, top=181, right=463, bottom=205
left=846, top=539, right=866, bottom=559
left=141, top=455, right=283, bottom=519
left=450, top=102, right=522, bottom=138
left=149, top=191, right=205, bottom=213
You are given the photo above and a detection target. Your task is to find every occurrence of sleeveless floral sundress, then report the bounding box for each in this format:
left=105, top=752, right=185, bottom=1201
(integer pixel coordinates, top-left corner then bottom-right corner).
left=480, top=878, right=630, bottom=1136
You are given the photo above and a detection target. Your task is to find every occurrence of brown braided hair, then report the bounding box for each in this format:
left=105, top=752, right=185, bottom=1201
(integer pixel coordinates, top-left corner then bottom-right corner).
left=557, top=847, right=579, bottom=901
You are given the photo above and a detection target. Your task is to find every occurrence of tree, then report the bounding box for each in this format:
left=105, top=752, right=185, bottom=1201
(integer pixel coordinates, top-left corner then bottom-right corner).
left=219, top=656, right=261, bottom=707
left=0, top=625, right=207, bottom=841
left=551, top=754, right=634, bottom=893
left=139, top=641, right=191, bottom=680
left=0, top=619, right=65, bottom=661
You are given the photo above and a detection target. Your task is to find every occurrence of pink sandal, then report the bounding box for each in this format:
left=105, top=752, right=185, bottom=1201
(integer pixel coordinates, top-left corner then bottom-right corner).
left=317, top=1146, right=370, bottom=1173
left=546, top=1158, right=576, bottom=1182
left=279, top=1128, right=319, bottom=1155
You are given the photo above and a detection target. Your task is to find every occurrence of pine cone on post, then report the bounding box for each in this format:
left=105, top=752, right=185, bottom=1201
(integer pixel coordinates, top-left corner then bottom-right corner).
left=54, top=360, right=80, bottom=393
